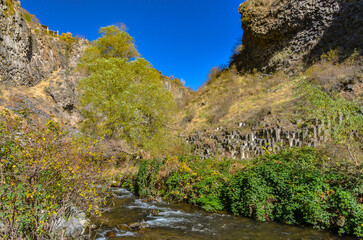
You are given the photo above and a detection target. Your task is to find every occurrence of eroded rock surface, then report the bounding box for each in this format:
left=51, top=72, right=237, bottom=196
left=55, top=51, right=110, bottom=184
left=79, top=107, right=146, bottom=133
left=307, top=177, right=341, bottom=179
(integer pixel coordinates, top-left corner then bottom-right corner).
left=0, top=0, right=88, bottom=86
left=231, top=0, right=363, bottom=72
left=0, top=0, right=88, bottom=124
left=187, top=115, right=360, bottom=160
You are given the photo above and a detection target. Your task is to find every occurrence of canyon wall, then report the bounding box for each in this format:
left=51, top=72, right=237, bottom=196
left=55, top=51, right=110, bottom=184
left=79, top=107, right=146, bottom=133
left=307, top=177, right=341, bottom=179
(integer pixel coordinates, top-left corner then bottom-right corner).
left=231, top=0, right=363, bottom=72
left=187, top=115, right=359, bottom=160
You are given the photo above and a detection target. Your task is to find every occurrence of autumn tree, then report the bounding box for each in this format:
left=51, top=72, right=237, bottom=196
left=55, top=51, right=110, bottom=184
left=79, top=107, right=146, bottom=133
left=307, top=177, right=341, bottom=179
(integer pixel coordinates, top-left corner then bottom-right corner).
left=77, top=25, right=177, bottom=155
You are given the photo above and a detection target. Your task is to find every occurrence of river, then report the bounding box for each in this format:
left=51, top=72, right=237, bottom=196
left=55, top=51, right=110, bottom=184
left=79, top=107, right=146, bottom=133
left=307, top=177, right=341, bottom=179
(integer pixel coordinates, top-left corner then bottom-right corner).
left=92, top=188, right=352, bottom=240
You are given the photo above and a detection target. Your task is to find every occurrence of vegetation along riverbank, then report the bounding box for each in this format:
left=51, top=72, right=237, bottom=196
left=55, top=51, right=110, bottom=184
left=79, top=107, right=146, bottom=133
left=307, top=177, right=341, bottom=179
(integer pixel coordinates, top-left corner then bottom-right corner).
left=122, top=148, right=363, bottom=237
left=0, top=0, right=362, bottom=238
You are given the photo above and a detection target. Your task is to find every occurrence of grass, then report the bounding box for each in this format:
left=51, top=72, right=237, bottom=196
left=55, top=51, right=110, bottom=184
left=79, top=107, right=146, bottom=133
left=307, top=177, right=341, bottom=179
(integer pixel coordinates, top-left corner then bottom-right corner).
left=179, top=68, right=295, bottom=132
left=179, top=49, right=362, bottom=134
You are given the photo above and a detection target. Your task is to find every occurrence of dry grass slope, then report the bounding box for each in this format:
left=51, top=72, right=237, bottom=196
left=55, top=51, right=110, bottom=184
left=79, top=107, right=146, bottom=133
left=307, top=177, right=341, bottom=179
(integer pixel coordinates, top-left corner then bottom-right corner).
left=178, top=52, right=362, bottom=134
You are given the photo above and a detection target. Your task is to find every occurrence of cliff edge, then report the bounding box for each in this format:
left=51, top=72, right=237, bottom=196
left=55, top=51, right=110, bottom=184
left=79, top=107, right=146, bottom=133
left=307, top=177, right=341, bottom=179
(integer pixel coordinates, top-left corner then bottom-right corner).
left=231, top=0, right=363, bottom=72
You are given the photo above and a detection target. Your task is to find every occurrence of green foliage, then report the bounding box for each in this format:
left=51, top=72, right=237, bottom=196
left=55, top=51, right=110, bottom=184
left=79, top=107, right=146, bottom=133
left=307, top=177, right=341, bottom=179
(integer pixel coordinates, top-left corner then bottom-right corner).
left=130, top=149, right=363, bottom=237
left=134, top=159, right=163, bottom=197
left=22, top=10, right=39, bottom=24
left=78, top=25, right=177, bottom=156
left=298, top=82, right=362, bottom=138
left=296, top=81, right=362, bottom=165
left=23, top=12, right=32, bottom=23
left=132, top=156, right=243, bottom=211
left=320, top=49, right=340, bottom=63
left=78, top=58, right=176, bottom=153
left=79, top=25, right=139, bottom=68
left=0, top=111, right=112, bottom=238
left=59, top=32, right=76, bottom=46
left=222, top=148, right=362, bottom=237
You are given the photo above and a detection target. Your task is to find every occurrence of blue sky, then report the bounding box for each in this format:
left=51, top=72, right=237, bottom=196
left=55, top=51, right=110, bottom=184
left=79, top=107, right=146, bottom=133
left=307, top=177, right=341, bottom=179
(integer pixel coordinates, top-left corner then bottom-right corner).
left=20, top=0, right=243, bottom=90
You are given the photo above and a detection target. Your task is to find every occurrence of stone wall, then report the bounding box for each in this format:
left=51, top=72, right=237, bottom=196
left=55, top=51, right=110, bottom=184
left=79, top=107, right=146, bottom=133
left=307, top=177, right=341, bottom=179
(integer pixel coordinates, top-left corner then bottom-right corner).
left=187, top=115, right=358, bottom=160
left=231, top=0, right=363, bottom=72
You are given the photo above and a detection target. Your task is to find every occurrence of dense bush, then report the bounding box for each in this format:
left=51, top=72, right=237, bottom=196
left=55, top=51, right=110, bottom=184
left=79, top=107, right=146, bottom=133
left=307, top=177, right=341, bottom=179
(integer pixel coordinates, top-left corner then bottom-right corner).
left=129, top=148, right=363, bottom=237
left=223, top=148, right=362, bottom=236
left=0, top=111, right=112, bottom=239
left=131, top=156, right=242, bottom=211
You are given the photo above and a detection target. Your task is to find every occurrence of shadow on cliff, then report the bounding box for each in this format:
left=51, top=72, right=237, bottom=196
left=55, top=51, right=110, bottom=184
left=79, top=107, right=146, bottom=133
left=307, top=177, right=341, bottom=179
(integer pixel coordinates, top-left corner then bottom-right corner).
left=305, top=0, right=363, bottom=64
left=231, top=0, right=362, bottom=72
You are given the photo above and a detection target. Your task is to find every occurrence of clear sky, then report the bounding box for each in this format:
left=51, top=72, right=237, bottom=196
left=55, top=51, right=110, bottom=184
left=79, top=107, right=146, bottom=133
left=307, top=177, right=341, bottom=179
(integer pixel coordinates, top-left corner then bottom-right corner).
left=20, top=0, right=243, bottom=90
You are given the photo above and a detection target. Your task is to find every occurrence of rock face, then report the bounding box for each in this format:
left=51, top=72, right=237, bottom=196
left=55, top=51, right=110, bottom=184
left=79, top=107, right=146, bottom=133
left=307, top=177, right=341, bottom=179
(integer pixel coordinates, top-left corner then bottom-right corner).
left=0, top=0, right=88, bottom=86
left=0, top=0, right=89, bottom=124
left=231, top=0, right=363, bottom=72
left=187, top=115, right=359, bottom=160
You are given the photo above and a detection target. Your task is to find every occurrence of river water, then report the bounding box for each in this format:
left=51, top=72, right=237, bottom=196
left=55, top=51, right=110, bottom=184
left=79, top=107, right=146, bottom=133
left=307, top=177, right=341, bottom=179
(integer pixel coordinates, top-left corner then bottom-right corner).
left=92, top=188, right=352, bottom=240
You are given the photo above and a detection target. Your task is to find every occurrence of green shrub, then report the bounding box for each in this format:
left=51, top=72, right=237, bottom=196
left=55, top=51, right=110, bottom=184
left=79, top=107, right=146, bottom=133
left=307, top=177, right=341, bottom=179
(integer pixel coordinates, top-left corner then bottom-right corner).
left=59, top=32, right=76, bottom=46
left=23, top=12, right=32, bottom=23
left=222, top=148, right=363, bottom=237
left=0, top=111, right=112, bottom=238
left=130, top=148, right=363, bottom=237
left=132, top=156, right=239, bottom=211
left=22, top=9, right=40, bottom=24
left=296, top=81, right=362, bottom=165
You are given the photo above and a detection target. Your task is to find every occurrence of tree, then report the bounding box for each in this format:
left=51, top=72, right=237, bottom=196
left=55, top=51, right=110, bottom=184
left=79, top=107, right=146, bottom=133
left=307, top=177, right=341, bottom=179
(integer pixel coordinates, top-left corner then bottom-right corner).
left=79, top=25, right=139, bottom=68
left=77, top=25, right=177, bottom=155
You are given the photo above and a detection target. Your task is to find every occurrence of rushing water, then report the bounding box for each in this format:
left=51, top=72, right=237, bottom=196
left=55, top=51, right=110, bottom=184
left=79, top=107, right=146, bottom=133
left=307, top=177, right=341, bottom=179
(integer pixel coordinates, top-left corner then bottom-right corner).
left=93, top=188, right=352, bottom=240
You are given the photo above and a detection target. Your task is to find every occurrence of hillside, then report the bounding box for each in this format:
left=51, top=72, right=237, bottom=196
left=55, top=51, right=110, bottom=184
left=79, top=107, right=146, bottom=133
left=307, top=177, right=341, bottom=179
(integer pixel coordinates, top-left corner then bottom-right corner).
left=0, top=0, right=362, bottom=238
left=178, top=0, right=362, bottom=161
left=0, top=0, right=190, bottom=128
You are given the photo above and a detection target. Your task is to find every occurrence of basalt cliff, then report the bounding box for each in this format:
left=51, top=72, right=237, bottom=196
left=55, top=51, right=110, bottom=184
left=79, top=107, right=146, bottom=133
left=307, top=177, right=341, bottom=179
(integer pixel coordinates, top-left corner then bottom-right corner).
left=0, top=0, right=89, bottom=125
left=0, top=0, right=189, bottom=125
left=0, top=0, right=362, bottom=160
left=181, top=0, right=362, bottom=160
left=231, top=0, right=362, bottom=72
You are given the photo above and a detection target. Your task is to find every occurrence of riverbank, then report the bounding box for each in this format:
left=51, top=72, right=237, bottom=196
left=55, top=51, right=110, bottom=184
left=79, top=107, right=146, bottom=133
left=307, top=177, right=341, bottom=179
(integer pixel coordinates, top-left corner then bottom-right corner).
left=92, top=187, right=354, bottom=239
left=122, top=148, right=363, bottom=238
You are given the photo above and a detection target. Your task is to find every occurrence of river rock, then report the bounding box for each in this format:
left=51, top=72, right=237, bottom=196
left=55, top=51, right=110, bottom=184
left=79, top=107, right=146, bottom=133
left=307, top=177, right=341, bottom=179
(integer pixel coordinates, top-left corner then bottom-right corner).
left=105, top=231, right=116, bottom=237
left=129, top=222, right=142, bottom=230
left=117, top=224, right=130, bottom=231
left=149, top=209, right=160, bottom=216
left=51, top=207, right=89, bottom=238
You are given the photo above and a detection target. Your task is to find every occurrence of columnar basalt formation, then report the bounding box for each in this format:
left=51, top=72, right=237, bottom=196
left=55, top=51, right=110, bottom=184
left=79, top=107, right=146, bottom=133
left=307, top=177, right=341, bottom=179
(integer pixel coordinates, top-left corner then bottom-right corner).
left=187, top=115, right=359, bottom=160
left=0, top=0, right=88, bottom=86
left=231, top=0, right=363, bottom=72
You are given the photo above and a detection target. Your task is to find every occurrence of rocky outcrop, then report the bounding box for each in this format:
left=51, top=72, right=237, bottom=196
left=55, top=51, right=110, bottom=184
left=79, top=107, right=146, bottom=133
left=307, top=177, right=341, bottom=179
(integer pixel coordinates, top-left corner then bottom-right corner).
left=0, top=0, right=88, bottom=86
left=231, top=0, right=363, bottom=72
left=187, top=116, right=359, bottom=160
left=0, top=0, right=89, bottom=125
left=51, top=207, right=90, bottom=239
